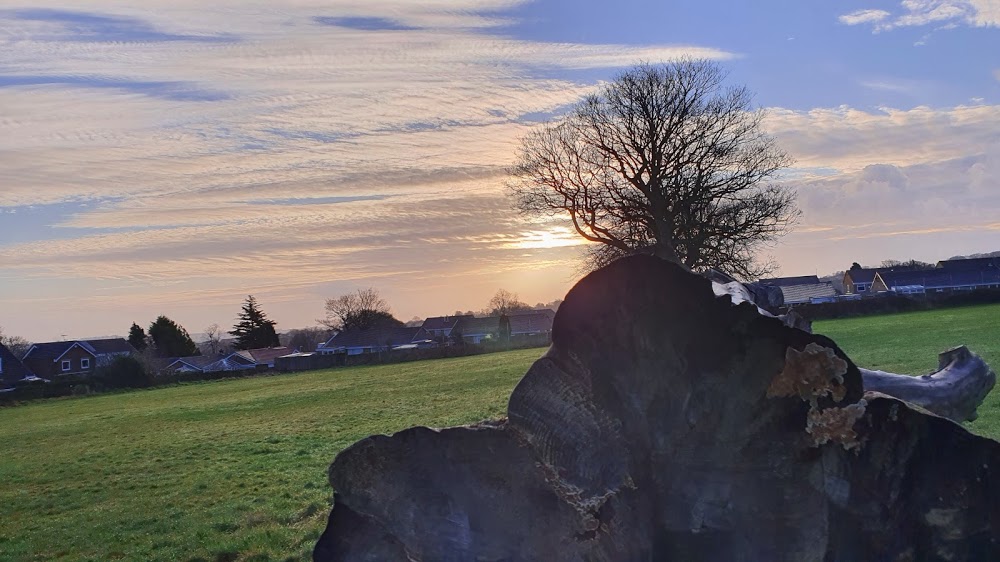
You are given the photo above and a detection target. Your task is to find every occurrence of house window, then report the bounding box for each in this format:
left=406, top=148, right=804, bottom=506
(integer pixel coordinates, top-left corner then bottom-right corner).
left=62, top=360, right=71, bottom=371
left=81, top=358, right=90, bottom=369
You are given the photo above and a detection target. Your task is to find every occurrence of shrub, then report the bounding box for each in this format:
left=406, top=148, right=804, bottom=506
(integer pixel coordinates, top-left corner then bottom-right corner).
left=93, top=356, right=152, bottom=389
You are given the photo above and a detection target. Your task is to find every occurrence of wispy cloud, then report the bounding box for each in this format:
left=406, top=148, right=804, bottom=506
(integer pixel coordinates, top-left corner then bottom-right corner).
left=839, top=1, right=999, bottom=31
left=839, top=9, right=891, bottom=25
left=766, top=104, right=1000, bottom=172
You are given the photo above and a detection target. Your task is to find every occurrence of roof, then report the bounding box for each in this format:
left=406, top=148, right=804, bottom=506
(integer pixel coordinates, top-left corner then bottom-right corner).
left=843, top=268, right=879, bottom=284
left=23, top=341, right=85, bottom=361
left=937, top=257, right=1000, bottom=271
left=81, top=338, right=135, bottom=355
left=779, top=283, right=838, bottom=304
left=0, top=342, right=34, bottom=383
left=420, top=315, right=473, bottom=331
left=759, top=275, right=820, bottom=287
left=202, top=353, right=257, bottom=372
left=243, top=347, right=292, bottom=365
left=509, top=309, right=555, bottom=334
left=877, top=268, right=1000, bottom=289
left=325, top=326, right=425, bottom=350
left=457, top=316, right=500, bottom=336
left=166, top=355, right=219, bottom=370
left=24, top=338, right=135, bottom=361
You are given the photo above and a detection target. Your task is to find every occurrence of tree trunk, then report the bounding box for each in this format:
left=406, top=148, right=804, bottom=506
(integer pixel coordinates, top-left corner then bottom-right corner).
left=315, top=256, right=1000, bottom=561
left=861, top=346, right=995, bottom=422
left=711, top=280, right=996, bottom=423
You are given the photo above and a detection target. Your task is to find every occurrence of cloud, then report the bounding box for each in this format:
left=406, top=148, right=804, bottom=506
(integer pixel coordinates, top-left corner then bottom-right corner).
left=839, top=9, right=891, bottom=25
left=1, top=8, right=238, bottom=43
left=840, top=1, right=999, bottom=31
left=766, top=104, right=1000, bottom=173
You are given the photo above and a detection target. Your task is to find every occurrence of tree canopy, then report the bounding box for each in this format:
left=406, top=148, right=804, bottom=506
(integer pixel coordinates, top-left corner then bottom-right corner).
left=230, top=295, right=280, bottom=350
left=322, top=288, right=403, bottom=332
left=127, top=322, right=147, bottom=352
left=486, top=289, right=531, bottom=317
left=0, top=326, right=31, bottom=359
left=148, top=316, right=199, bottom=358
left=509, top=60, right=798, bottom=280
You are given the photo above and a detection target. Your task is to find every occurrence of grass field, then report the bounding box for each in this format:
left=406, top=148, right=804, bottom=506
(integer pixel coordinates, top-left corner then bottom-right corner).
left=1, top=303, right=999, bottom=561
left=812, top=302, right=1000, bottom=439
left=0, top=349, right=541, bottom=561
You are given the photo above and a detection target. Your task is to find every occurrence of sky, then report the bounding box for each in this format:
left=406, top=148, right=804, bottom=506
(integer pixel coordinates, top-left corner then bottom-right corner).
left=0, top=0, right=998, bottom=341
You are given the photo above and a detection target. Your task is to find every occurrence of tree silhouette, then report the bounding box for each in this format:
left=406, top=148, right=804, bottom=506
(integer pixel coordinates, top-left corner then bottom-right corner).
left=509, top=60, right=797, bottom=279
left=148, top=316, right=199, bottom=358
left=127, top=322, right=147, bottom=352
left=230, top=295, right=280, bottom=350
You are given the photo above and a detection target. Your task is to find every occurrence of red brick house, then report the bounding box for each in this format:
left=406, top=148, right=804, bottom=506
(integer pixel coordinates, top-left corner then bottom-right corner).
left=21, top=338, right=136, bottom=378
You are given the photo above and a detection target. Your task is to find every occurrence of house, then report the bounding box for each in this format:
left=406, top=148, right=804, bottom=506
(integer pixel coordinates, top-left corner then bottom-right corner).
left=758, top=275, right=837, bottom=304
left=457, top=316, right=501, bottom=344
left=420, top=315, right=473, bottom=339
left=163, top=355, right=220, bottom=373
left=779, top=283, right=838, bottom=304
left=872, top=267, right=1000, bottom=294
left=1, top=342, right=34, bottom=387
left=21, top=338, right=136, bottom=379
left=162, top=351, right=257, bottom=374
left=509, top=309, right=556, bottom=337
left=759, top=276, right=838, bottom=305
left=842, top=263, right=932, bottom=294
left=842, top=265, right=879, bottom=294
left=239, top=346, right=292, bottom=368
left=318, top=326, right=428, bottom=355
left=936, top=256, right=1000, bottom=271
left=201, top=352, right=258, bottom=372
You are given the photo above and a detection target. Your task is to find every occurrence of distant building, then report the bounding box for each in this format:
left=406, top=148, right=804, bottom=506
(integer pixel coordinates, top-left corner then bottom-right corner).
left=420, top=316, right=473, bottom=339
left=872, top=263, right=1000, bottom=294
left=21, top=338, right=136, bottom=379
left=759, top=276, right=838, bottom=305
left=318, top=326, right=429, bottom=355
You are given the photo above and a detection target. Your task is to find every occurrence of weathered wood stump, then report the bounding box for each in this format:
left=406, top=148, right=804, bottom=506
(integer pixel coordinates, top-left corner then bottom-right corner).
left=712, top=280, right=996, bottom=423
left=315, top=256, right=1000, bottom=561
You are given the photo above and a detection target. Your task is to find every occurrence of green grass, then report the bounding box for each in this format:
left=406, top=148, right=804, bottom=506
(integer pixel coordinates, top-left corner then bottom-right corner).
left=813, top=302, right=1000, bottom=439
left=2, top=304, right=999, bottom=561
left=0, top=349, right=542, bottom=561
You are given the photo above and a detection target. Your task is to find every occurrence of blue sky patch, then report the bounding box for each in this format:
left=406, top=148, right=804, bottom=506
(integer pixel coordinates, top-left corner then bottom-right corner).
left=5, top=8, right=237, bottom=43
left=0, top=75, right=229, bottom=102
left=312, top=16, right=419, bottom=31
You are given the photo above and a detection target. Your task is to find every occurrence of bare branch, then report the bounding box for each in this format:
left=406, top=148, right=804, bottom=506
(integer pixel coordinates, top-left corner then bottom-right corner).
left=508, top=60, right=797, bottom=280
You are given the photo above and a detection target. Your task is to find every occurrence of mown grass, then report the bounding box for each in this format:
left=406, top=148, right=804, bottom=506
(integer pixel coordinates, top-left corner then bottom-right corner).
left=0, top=349, right=542, bottom=561
left=813, top=302, right=1000, bottom=439
left=2, top=304, right=999, bottom=561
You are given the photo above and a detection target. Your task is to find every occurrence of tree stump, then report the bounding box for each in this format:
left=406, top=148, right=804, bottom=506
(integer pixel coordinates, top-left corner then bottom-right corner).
left=315, top=256, right=1000, bottom=561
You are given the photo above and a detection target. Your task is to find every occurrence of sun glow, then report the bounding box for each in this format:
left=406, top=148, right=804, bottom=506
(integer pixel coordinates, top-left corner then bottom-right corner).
left=507, top=227, right=587, bottom=250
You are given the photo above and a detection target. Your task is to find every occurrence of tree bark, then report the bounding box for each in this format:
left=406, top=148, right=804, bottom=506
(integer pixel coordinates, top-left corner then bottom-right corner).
left=315, top=256, right=1000, bottom=561
left=860, top=346, right=996, bottom=422
left=711, top=280, right=996, bottom=423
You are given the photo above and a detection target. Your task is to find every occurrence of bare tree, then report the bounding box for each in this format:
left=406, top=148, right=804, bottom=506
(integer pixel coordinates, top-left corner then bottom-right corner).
left=0, top=326, right=31, bottom=358
left=880, top=259, right=934, bottom=270
left=322, top=288, right=402, bottom=332
left=487, top=289, right=531, bottom=317
left=508, top=60, right=798, bottom=280
left=204, top=323, right=223, bottom=355
left=283, top=327, right=333, bottom=352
